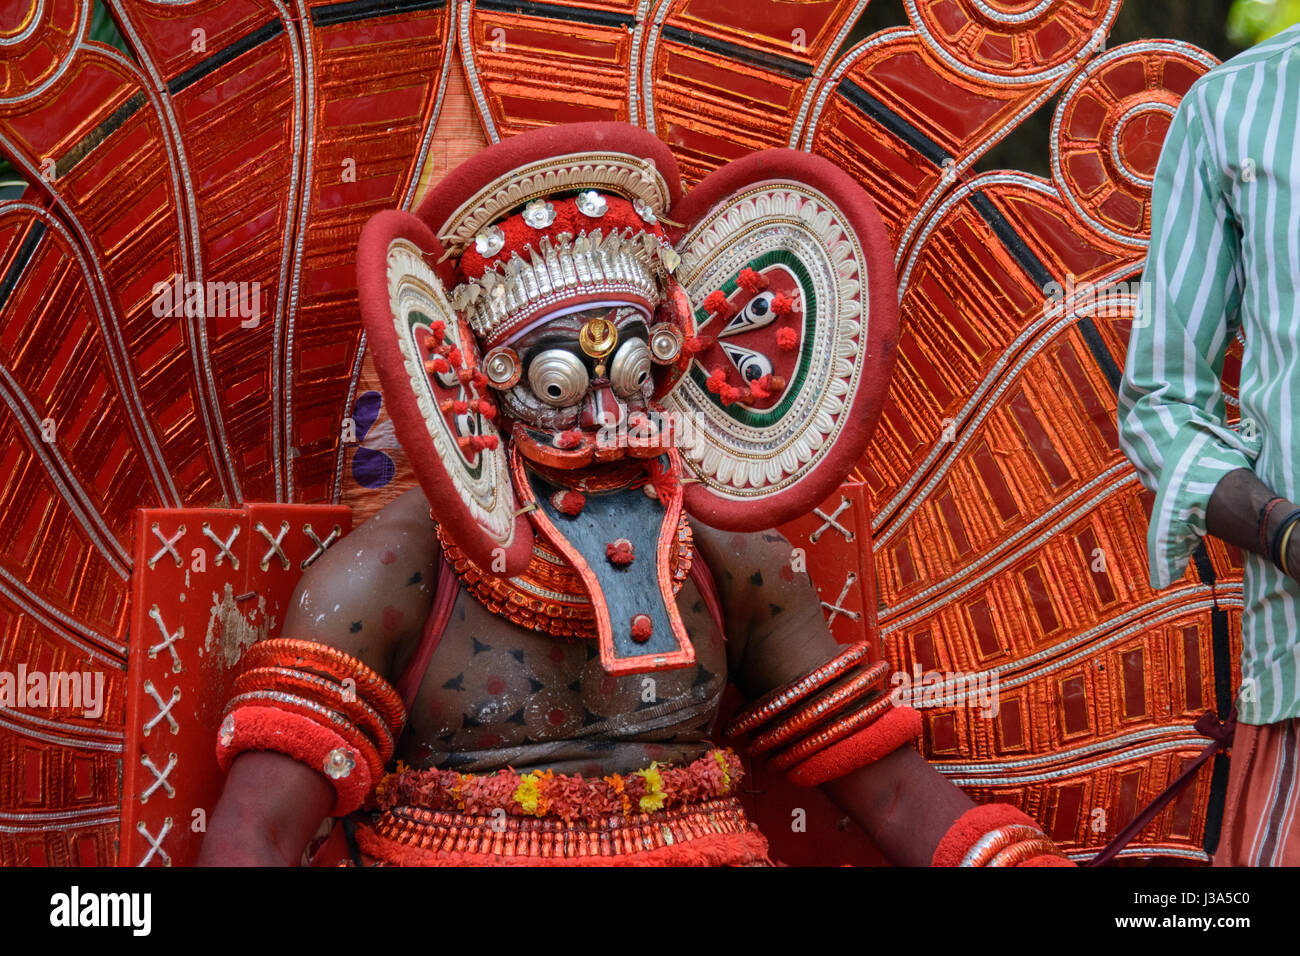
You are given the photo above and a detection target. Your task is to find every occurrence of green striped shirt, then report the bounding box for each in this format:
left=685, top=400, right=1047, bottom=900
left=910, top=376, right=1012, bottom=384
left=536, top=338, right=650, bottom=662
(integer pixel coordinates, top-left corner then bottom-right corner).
left=1118, top=24, right=1300, bottom=725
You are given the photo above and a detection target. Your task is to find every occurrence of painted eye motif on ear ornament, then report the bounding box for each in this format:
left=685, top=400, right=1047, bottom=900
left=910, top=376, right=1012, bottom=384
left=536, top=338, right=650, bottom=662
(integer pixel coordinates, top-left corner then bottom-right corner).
left=721, top=341, right=775, bottom=382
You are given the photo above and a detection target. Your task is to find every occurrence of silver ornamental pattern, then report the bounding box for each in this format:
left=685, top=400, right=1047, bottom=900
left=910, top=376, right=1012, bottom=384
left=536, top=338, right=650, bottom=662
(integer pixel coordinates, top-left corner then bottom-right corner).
left=576, top=190, right=608, bottom=217
left=522, top=198, right=557, bottom=229
left=633, top=198, right=658, bottom=224
left=475, top=225, right=506, bottom=257
left=450, top=229, right=675, bottom=341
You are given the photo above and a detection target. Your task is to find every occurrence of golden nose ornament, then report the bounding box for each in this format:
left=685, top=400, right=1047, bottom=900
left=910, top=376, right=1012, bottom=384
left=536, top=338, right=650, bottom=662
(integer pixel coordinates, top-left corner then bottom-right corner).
left=579, top=316, right=618, bottom=377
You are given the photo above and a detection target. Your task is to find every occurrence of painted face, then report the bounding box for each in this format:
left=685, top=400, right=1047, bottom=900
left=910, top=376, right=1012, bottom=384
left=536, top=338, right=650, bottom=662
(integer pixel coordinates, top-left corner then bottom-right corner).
left=497, top=305, right=654, bottom=431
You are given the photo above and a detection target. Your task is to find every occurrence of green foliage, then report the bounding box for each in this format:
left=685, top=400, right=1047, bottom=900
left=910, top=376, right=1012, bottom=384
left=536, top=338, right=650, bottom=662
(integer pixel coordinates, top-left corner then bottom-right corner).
left=1228, top=0, right=1300, bottom=46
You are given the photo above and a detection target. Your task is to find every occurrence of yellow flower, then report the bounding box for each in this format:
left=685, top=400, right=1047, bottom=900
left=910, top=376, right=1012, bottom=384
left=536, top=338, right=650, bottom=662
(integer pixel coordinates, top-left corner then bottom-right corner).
left=713, top=750, right=732, bottom=792
left=513, top=771, right=546, bottom=816
left=636, top=764, right=667, bottom=813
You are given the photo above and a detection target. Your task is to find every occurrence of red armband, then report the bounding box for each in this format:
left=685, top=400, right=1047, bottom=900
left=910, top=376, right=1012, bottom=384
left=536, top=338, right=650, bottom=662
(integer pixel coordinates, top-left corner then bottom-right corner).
left=217, top=705, right=373, bottom=817
left=786, top=705, right=922, bottom=786
left=215, top=638, right=408, bottom=817
left=726, top=644, right=919, bottom=785
left=931, top=803, right=1073, bottom=867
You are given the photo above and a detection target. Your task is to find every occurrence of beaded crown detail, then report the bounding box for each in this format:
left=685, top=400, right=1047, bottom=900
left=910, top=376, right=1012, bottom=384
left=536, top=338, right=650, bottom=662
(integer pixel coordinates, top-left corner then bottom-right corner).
left=447, top=193, right=680, bottom=347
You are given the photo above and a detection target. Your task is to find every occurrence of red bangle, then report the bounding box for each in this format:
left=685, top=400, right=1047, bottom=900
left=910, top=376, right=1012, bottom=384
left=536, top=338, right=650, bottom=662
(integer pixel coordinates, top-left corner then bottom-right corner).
left=223, top=689, right=385, bottom=784
left=988, top=838, right=1065, bottom=867
left=217, top=704, right=374, bottom=817
left=767, top=694, right=894, bottom=770
left=234, top=665, right=396, bottom=762
left=749, top=661, right=890, bottom=755
left=786, top=705, right=922, bottom=786
left=242, top=638, right=407, bottom=735
left=724, top=642, right=870, bottom=738
left=932, top=803, right=1045, bottom=867
left=1020, top=853, right=1076, bottom=867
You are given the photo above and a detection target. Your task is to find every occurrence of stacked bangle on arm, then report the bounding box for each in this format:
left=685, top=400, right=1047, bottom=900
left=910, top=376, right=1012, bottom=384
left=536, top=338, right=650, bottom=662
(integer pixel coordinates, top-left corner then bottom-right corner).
left=932, top=804, right=1072, bottom=867
left=215, top=638, right=408, bottom=817
left=723, top=642, right=921, bottom=786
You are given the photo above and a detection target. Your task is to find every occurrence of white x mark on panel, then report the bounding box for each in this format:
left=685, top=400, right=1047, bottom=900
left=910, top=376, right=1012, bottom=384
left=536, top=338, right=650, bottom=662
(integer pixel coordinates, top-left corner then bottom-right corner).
left=140, top=753, right=177, bottom=802
left=142, top=680, right=180, bottom=736
left=821, top=572, right=861, bottom=626
left=147, top=605, right=183, bottom=674
left=256, top=520, right=291, bottom=571
left=136, top=818, right=173, bottom=866
left=202, top=522, right=240, bottom=569
left=147, top=523, right=185, bottom=569
left=810, top=498, right=853, bottom=543
left=302, top=523, right=342, bottom=570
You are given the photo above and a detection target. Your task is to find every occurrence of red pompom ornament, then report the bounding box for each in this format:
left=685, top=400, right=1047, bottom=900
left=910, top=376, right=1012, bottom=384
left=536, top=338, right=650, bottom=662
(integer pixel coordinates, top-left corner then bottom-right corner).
left=606, top=539, right=635, bottom=566
left=630, top=614, right=653, bottom=643
left=551, top=490, right=586, bottom=516
left=736, top=268, right=768, bottom=293
left=702, top=290, right=734, bottom=320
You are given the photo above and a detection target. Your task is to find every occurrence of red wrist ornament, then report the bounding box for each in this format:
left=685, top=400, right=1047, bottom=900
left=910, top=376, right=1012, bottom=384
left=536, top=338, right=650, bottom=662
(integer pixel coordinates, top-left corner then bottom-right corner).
left=234, top=665, right=396, bottom=762
left=768, top=693, right=895, bottom=771
left=724, top=642, right=870, bottom=738
left=216, top=638, right=409, bottom=817
left=931, top=803, right=1073, bottom=867
left=216, top=705, right=374, bottom=816
left=786, top=704, right=922, bottom=786
left=750, top=660, right=890, bottom=754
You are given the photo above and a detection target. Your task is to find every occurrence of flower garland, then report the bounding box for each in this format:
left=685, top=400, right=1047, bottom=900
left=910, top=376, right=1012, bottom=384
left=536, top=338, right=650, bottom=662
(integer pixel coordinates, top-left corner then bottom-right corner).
left=375, top=749, right=743, bottom=823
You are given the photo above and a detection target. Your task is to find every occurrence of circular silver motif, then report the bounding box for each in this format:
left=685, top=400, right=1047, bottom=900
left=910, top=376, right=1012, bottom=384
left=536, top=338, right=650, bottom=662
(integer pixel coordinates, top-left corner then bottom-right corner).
left=609, top=338, right=653, bottom=397
left=484, top=346, right=521, bottom=388
left=218, top=714, right=235, bottom=747
left=575, top=190, right=608, bottom=218
left=323, top=747, right=356, bottom=780
left=522, top=199, right=556, bottom=229
left=648, top=323, right=683, bottom=363
left=632, top=198, right=658, bottom=224
left=528, top=349, right=589, bottom=407
left=475, top=225, right=505, bottom=257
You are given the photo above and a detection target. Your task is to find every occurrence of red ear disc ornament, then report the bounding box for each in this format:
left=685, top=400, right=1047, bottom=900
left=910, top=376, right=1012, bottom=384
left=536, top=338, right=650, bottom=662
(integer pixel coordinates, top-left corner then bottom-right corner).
left=357, top=210, right=534, bottom=576
left=663, top=149, right=899, bottom=532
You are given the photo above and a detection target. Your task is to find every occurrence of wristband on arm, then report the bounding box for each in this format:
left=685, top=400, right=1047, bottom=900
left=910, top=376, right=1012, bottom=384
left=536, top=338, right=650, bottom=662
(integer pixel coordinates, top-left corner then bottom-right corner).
left=1270, top=508, right=1300, bottom=576
left=724, top=643, right=922, bottom=785
left=216, top=638, right=408, bottom=817
left=932, top=803, right=1073, bottom=867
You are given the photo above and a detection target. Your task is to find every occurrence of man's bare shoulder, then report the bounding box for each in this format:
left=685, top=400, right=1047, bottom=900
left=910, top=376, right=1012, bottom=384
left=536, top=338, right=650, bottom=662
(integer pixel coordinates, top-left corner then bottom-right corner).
left=284, top=486, right=439, bottom=678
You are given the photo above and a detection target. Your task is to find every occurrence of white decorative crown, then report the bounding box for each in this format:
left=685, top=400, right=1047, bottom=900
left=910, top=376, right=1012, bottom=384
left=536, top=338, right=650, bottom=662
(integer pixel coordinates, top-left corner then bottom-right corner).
left=449, top=228, right=681, bottom=345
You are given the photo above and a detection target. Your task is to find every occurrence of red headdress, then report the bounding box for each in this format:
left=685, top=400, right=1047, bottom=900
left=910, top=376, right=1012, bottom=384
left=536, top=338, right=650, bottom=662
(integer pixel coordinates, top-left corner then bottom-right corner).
left=358, top=122, right=897, bottom=674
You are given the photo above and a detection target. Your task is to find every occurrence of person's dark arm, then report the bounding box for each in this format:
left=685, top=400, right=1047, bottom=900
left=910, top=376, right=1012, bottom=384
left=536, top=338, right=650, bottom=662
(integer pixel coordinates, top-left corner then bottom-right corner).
left=693, top=524, right=975, bottom=865
left=1206, top=468, right=1300, bottom=581
left=197, top=487, right=438, bottom=865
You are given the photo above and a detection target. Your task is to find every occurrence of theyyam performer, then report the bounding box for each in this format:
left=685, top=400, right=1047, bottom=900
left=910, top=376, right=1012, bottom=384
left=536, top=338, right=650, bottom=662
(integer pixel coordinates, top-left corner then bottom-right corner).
left=199, top=122, right=1070, bottom=867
